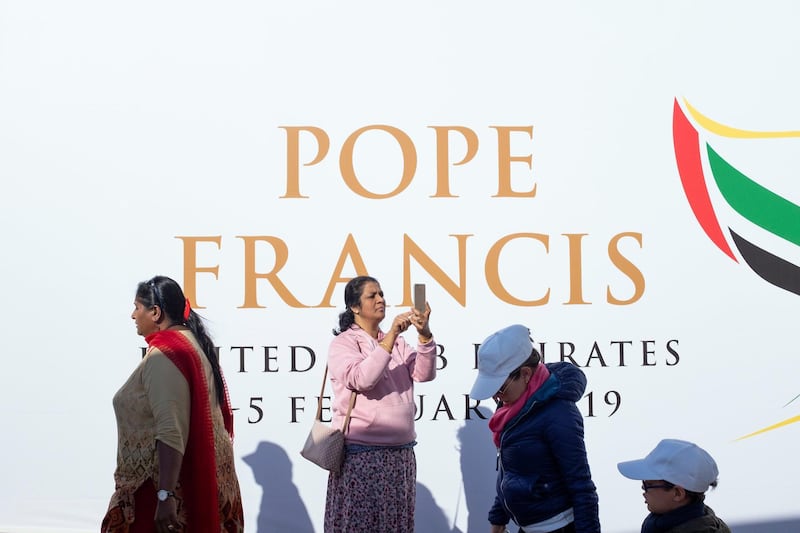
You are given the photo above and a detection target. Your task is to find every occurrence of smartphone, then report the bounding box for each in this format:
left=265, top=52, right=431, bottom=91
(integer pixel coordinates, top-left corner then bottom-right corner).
left=413, top=283, right=426, bottom=313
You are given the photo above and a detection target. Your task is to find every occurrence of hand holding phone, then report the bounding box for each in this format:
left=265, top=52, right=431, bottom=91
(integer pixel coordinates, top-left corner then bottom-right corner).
left=413, top=284, right=426, bottom=313
left=412, top=283, right=432, bottom=341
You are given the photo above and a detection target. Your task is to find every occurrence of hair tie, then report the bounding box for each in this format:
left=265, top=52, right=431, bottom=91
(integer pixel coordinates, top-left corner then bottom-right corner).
left=183, top=298, right=191, bottom=321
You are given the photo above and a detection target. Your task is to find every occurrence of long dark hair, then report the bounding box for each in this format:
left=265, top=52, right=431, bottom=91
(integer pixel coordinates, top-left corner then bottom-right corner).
left=333, top=275, right=378, bottom=335
left=137, top=275, right=225, bottom=405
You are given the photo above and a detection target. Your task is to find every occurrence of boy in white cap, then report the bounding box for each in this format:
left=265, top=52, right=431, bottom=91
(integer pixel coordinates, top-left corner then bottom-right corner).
left=617, top=439, right=730, bottom=533
left=470, top=324, right=599, bottom=533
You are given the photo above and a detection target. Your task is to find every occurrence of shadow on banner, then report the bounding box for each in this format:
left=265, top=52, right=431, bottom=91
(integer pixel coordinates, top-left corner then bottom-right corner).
left=242, top=441, right=315, bottom=532
left=243, top=440, right=461, bottom=532
left=458, top=407, right=498, bottom=532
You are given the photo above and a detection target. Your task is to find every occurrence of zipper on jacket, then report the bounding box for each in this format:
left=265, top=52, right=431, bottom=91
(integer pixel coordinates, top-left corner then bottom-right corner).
left=497, top=399, right=539, bottom=528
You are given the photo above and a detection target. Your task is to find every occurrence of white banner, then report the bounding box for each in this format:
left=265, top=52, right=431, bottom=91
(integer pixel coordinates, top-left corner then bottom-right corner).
left=2, top=2, right=799, bottom=532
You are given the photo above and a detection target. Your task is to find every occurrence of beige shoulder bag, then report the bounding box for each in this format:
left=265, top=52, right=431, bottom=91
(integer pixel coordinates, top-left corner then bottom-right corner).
left=300, top=365, right=357, bottom=474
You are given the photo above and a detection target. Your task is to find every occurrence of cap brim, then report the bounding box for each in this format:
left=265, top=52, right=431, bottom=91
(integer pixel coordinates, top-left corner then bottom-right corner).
left=617, top=458, right=659, bottom=481
left=470, top=374, right=506, bottom=401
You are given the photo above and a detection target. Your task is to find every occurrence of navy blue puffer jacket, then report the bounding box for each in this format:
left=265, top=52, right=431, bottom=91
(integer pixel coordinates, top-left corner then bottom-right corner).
left=488, top=362, right=600, bottom=532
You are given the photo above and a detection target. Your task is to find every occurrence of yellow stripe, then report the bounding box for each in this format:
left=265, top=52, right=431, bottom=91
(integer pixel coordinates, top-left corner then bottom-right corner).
left=683, top=98, right=800, bottom=138
left=736, top=414, right=800, bottom=441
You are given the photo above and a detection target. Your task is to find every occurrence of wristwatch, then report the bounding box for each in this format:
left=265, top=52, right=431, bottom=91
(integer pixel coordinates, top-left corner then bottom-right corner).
left=157, top=489, right=175, bottom=502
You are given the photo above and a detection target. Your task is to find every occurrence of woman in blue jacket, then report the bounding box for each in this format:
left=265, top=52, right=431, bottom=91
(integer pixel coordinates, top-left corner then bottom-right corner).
left=470, top=324, right=600, bottom=533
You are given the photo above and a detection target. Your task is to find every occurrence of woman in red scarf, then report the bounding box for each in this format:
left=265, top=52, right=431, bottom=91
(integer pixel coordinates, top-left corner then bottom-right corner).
left=470, top=324, right=600, bottom=533
left=102, top=276, right=243, bottom=533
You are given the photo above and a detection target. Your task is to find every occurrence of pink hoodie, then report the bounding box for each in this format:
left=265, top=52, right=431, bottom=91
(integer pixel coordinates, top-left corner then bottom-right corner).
left=327, top=326, right=437, bottom=446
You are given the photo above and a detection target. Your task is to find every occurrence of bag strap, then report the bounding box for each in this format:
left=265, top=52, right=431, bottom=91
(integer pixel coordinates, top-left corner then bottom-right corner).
left=316, top=365, right=357, bottom=433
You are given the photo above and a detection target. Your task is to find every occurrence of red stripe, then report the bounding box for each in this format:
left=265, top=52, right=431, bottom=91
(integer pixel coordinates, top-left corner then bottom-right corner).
left=672, top=98, right=737, bottom=261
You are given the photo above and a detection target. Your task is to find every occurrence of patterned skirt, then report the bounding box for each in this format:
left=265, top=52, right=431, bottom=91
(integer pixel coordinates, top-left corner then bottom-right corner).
left=324, top=446, right=416, bottom=533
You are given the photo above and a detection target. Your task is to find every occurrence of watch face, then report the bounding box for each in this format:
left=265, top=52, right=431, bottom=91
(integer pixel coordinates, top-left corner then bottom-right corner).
left=157, top=490, right=172, bottom=501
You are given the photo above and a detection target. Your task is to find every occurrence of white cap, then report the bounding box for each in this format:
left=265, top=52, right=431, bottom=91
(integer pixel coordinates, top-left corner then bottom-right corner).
left=617, top=439, right=719, bottom=493
left=470, top=324, right=533, bottom=400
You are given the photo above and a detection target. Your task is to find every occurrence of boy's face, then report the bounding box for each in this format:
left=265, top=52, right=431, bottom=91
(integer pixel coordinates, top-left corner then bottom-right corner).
left=641, top=481, right=687, bottom=514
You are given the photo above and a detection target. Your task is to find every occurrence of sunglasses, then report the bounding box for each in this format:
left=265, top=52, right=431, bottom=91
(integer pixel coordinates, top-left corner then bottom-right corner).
left=493, top=368, right=522, bottom=399
left=642, top=482, right=674, bottom=492
left=149, top=280, right=163, bottom=309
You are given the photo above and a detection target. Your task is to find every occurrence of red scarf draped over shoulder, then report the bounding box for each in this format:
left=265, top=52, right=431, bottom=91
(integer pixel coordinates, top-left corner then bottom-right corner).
left=145, top=330, right=234, bottom=533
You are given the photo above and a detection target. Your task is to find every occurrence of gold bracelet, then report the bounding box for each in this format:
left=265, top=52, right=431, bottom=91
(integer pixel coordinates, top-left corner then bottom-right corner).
left=418, top=334, right=433, bottom=344
left=380, top=341, right=392, bottom=352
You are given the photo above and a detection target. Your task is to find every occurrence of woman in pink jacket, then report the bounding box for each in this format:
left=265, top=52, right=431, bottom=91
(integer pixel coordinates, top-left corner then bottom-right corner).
left=324, top=275, right=436, bottom=533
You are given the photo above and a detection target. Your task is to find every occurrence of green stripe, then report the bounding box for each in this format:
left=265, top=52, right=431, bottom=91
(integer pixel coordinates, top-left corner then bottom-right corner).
left=707, top=144, right=800, bottom=247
